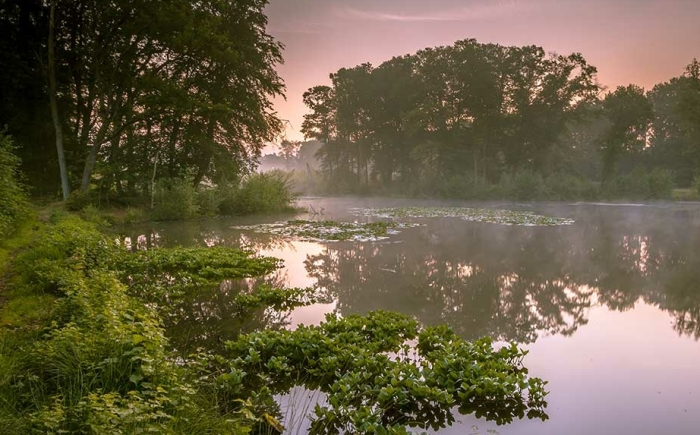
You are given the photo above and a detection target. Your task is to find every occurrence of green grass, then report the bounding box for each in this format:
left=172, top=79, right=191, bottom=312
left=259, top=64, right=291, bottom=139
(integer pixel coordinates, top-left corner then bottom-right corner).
left=0, top=214, right=55, bottom=329
left=672, top=188, right=700, bottom=201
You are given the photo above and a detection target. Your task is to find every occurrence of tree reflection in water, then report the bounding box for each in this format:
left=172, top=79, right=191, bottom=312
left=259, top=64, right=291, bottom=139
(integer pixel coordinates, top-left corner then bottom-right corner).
left=115, top=204, right=700, bottom=345
left=305, top=205, right=700, bottom=342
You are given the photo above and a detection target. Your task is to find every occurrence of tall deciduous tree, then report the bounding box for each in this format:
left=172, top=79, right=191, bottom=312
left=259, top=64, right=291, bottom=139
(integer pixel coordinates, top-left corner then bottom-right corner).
left=1, top=0, right=285, bottom=196
left=302, top=39, right=600, bottom=192
left=599, top=85, right=653, bottom=183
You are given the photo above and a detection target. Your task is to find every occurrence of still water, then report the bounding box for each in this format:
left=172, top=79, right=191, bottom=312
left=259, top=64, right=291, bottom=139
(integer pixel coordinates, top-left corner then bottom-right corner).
left=120, top=197, right=700, bottom=435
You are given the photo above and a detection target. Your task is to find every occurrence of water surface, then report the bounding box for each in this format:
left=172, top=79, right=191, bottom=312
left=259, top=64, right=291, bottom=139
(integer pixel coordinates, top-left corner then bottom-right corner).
left=120, top=197, right=700, bottom=435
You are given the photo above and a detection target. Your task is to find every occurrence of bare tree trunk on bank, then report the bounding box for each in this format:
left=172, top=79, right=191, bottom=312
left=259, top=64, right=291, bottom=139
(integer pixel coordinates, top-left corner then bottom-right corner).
left=48, top=0, right=70, bottom=200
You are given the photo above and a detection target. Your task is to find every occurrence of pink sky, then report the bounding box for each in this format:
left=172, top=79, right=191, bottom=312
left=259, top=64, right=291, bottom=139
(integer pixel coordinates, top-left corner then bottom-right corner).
left=264, top=0, right=700, bottom=144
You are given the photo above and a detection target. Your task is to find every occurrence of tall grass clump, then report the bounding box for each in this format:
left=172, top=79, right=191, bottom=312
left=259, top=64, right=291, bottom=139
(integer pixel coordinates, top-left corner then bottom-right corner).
left=219, top=170, right=296, bottom=215
left=0, top=131, right=29, bottom=238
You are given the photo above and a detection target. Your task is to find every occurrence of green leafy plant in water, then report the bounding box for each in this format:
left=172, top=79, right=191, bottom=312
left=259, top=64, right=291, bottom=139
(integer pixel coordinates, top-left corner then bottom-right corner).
left=116, top=246, right=282, bottom=298
left=351, top=207, right=574, bottom=226
left=221, top=311, right=549, bottom=434
left=233, top=219, right=421, bottom=242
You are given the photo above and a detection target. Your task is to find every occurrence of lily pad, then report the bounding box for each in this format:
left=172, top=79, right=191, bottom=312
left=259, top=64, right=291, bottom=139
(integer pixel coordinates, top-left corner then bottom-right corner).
left=232, top=219, right=421, bottom=242
left=350, top=207, right=574, bottom=226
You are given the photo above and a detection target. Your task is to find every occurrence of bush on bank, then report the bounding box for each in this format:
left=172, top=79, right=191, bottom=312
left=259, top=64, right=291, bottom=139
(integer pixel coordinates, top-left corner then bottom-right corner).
left=0, top=131, right=29, bottom=239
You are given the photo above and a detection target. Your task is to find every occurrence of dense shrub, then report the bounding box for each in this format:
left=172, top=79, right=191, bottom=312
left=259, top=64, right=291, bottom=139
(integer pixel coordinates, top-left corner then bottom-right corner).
left=503, top=170, right=548, bottom=200
left=220, top=171, right=296, bottom=215
left=0, top=132, right=28, bottom=238
left=693, top=173, right=700, bottom=196
left=151, top=178, right=199, bottom=221
left=196, top=188, right=221, bottom=217
left=65, top=190, right=97, bottom=211
left=605, top=168, right=675, bottom=199
left=0, top=216, right=296, bottom=434
left=544, top=173, right=599, bottom=201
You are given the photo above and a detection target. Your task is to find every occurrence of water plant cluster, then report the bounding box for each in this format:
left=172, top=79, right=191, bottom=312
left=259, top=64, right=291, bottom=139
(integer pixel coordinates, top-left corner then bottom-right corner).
left=233, top=219, right=422, bottom=242
left=351, top=207, right=575, bottom=226
left=225, top=312, right=549, bottom=435
left=0, top=214, right=549, bottom=434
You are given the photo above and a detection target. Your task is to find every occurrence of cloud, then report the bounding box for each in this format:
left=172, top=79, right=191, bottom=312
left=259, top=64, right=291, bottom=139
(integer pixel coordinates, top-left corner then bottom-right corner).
left=268, top=24, right=329, bottom=35
left=342, top=0, right=544, bottom=23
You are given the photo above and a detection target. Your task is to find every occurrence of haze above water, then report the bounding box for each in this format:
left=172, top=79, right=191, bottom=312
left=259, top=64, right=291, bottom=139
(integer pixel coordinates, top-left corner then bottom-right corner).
left=120, top=198, right=700, bottom=435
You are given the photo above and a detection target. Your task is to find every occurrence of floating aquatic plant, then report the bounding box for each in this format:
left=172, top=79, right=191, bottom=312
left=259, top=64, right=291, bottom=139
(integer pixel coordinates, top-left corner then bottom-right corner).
left=351, top=206, right=574, bottom=226
left=232, top=219, right=421, bottom=242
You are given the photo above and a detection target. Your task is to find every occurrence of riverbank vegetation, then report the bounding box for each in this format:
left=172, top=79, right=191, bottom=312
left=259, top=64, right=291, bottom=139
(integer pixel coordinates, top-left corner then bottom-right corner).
left=0, top=213, right=549, bottom=433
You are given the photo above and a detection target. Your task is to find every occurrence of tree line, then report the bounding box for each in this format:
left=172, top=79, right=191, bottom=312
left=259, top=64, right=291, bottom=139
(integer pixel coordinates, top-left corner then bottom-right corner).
left=301, top=39, right=700, bottom=198
left=0, top=0, right=283, bottom=200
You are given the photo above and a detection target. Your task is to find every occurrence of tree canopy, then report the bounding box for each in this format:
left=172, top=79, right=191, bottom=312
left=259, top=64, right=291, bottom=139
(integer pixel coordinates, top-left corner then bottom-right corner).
left=302, top=40, right=700, bottom=197
left=0, top=0, right=284, bottom=197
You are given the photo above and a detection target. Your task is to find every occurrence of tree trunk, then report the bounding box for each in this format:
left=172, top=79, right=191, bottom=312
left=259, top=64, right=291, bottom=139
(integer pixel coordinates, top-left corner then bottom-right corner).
left=80, top=138, right=102, bottom=191
left=48, top=1, right=71, bottom=200
left=167, top=117, right=181, bottom=177
left=193, top=119, right=215, bottom=186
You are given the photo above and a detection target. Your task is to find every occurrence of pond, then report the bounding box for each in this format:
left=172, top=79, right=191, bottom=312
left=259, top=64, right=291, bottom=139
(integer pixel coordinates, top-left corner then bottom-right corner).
left=118, top=197, right=700, bottom=435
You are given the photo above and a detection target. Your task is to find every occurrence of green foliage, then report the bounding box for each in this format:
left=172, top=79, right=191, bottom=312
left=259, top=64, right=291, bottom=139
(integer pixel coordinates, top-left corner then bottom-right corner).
left=65, top=190, right=96, bottom=212
left=14, top=216, right=119, bottom=295
left=79, top=204, right=111, bottom=227
left=0, top=131, right=28, bottom=238
left=234, top=219, right=421, bottom=242
left=117, top=246, right=282, bottom=300
left=303, top=39, right=600, bottom=194
left=694, top=174, right=700, bottom=196
left=223, top=311, right=548, bottom=434
left=0, top=0, right=285, bottom=194
left=1, top=215, right=550, bottom=434
left=604, top=168, right=675, bottom=199
left=0, top=215, right=305, bottom=434
left=122, top=207, right=148, bottom=225
left=544, top=173, right=599, bottom=201
left=499, top=171, right=548, bottom=201
left=196, top=188, right=221, bottom=217
left=152, top=178, right=199, bottom=221
left=222, top=171, right=296, bottom=215
left=600, top=85, right=653, bottom=183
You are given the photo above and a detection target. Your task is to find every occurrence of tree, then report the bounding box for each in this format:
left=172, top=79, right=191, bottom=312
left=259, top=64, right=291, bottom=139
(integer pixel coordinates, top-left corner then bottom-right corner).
left=0, top=0, right=285, bottom=197
left=302, top=39, right=600, bottom=193
left=47, top=0, right=70, bottom=200
left=277, top=139, right=301, bottom=162
left=678, top=59, right=700, bottom=176
left=599, top=85, right=653, bottom=184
